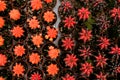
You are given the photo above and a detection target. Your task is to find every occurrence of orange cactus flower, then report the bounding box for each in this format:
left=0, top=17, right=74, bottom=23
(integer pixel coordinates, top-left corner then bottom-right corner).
left=45, top=26, right=58, bottom=41
left=47, top=63, right=59, bottom=76
left=0, top=76, right=5, bottom=80
left=11, top=25, right=24, bottom=38
left=13, top=63, right=25, bottom=77
left=14, top=45, right=25, bottom=57
left=31, top=34, right=43, bottom=47
left=0, top=17, right=5, bottom=28
left=43, top=11, right=55, bottom=23
left=0, top=1, right=6, bottom=12
left=9, top=9, right=21, bottom=20
left=31, top=0, right=43, bottom=11
left=0, top=54, right=7, bottom=66
left=44, top=0, right=52, bottom=3
left=48, top=46, right=60, bottom=59
left=0, top=35, right=4, bottom=46
left=29, top=53, right=40, bottom=64
left=27, top=16, right=40, bottom=29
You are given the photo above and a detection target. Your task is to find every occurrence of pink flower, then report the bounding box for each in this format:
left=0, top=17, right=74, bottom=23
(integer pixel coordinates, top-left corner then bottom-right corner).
left=95, top=54, right=107, bottom=68
left=96, top=72, right=107, bottom=80
left=96, top=14, right=110, bottom=31
left=61, top=1, right=72, bottom=12
left=115, top=66, right=120, bottom=73
left=98, top=37, right=110, bottom=50
left=110, top=45, right=120, bottom=55
left=30, top=72, right=42, bottom=80
left=110, top=8, right=120, bottom=20
left=79, top=46, right=92, bottom=59
left=118, top=0, right=120, bottom=3
left=78, top=7, right=90, bottom=20
left=62, top=74, right=75, bottom=80
left=64, top=54, right=78, bottom=68
left=93, top=0, right=104, bottom=7
left=79, top=28, right=92, bottom=43
left=62, top=37, right=74, bottom=50
left=80, top=62, right=93, bottom=76
left=63, top=16, right=76, bottom=29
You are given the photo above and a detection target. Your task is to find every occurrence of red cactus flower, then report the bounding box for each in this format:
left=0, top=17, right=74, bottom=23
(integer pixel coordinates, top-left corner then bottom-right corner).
left=80, top=62, right=93, bottom=76
left=0, top=76, right=5, bottom=80
left=63, top=16, right=76, bottom=29
left=30, top=72, right=42, bottom=80
left=110, top=45, right=120, bottom=55
left=31, top=0, right=43, bottom=11
left=95, top=54, right=107, bottom=68
left=0, top=35, right=4, bottom=46
left=79, top=28, right=92, bottom=43
left=0, top=17, right=5, bottom=28
left=0, top=54, right=7, bottom=66
left=62, top=37, right=74, bottom=50
left=47, top=63, right=59, bottom=76
left=78, top=7, right=90, bottom=20
left=96, top=72, right=107, bottom=80
left=27, top=16, right=40, bottom=29
left=13, top=63, right=25, bottom=77
left=11, top=25, right=24, bottom=38
left=64, top=54, right=78, bottom=68
left=62, top=74, right=75, bottom=80
left=14, top=45, right=25, bottom=57
left=61, top=1, right=72, bottom=12
left=45, top=26, right=58, bottom=41
left=110, top=8, right=120, bottom=20
left=98, top=37, right=110, bottom=50
left=9, top=9, right=21, bottom=20
left=0, top=1, right=6, bottom=12
left=79, top=46, right=92, bottom=59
